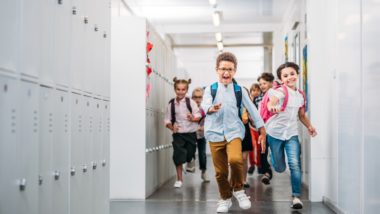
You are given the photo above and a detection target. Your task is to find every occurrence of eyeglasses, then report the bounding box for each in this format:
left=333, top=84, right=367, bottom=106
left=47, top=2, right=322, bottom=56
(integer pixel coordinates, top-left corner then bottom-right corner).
left=192, top=96, right=203, bottom=99
left=217, top=67, right=235, bottom=73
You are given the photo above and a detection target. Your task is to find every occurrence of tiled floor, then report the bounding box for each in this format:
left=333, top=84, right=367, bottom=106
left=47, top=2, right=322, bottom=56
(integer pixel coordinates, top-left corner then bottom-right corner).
left=111, top=156, right=334, bottom=214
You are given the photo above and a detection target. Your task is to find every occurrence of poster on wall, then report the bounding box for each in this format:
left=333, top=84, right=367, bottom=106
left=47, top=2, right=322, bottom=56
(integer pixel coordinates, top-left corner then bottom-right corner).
left=302, top=45, right=308, bottom=112
left=285, top=35, right=289, bottom=62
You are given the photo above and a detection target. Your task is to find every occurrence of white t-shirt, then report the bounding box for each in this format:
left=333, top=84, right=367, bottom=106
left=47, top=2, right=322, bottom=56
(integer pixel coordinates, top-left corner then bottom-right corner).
left=265, top=86, right=304, bottom=140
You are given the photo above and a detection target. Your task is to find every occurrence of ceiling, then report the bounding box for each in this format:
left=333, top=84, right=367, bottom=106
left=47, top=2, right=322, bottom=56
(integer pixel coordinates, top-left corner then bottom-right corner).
left=121, top=0, right=290, bottom=88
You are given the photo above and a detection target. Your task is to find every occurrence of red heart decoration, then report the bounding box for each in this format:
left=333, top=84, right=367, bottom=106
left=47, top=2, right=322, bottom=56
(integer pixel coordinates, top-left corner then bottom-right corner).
left=146, top=66, right=152, bottom=76
left=146, top=42, right=153, bottom=52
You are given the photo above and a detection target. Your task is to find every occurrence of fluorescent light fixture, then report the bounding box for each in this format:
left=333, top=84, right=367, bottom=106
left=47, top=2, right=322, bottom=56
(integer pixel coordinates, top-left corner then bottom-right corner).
left=217, top=41, right=224, bottom=51
left=212, top=11, right=220, bottom=26
left=209, top=0, right=217, bottom=6
left=215, top=32, right=223, bottom=42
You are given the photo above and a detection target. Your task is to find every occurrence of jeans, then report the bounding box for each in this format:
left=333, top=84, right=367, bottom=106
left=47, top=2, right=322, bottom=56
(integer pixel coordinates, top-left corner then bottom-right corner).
left=197, top=137, right=207, bottom=170
left=267, top=134, right=302, bottom=197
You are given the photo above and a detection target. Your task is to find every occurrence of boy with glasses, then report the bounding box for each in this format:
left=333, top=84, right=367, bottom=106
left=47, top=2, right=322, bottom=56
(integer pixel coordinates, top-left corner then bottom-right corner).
left=201, top=52, right=266, bottom=213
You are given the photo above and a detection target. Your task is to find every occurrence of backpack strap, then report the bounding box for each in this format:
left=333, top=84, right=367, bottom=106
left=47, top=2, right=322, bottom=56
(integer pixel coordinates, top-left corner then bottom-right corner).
left=169, top=97, right=193, bottom=125
left=185, top=97, right=192, bottom=113
left=169, top=98, right=176, bottom=125
left=233, top=83, right=242, bottom=118
left=210, top=82, right=218, bottom=103
left=298, top=89, right=307, bottom=111
left=280, top=85, right=289, bottom=111
left=210, top=82, right=242, bottom=117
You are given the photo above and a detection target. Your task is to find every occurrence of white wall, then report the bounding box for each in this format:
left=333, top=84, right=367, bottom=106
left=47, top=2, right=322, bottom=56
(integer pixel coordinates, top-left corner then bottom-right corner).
left=306, top=0, right=380, bottom=213
left=110, top=12, right=179, bottom=199
left=110, top=17, right=147, bottom=199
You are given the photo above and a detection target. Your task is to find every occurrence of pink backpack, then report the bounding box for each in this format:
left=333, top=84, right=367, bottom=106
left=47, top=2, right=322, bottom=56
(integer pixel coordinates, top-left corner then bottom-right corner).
left=259, top=85, right=306, bottom=123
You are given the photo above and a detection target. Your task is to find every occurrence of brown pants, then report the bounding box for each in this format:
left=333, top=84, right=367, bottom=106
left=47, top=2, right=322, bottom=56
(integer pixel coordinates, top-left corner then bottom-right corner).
left=209, top=138, right=244, bottom=199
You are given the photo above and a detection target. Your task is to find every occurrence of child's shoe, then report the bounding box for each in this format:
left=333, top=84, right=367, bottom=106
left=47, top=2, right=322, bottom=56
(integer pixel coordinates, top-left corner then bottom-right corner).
left=216, top=198, right=232, bottom=213
left=247, top=166, right=255, bottom=175
left=173, top=180, right=182, bottom=188
left=186, top=159, right=195, bottom=173
left=201, top=171, right=210, bottom=182
left=261, top=174, right=271, bottom=185
left=233, top=190, right=251, bottom=210
left=291, top=197, right=303, bottom=209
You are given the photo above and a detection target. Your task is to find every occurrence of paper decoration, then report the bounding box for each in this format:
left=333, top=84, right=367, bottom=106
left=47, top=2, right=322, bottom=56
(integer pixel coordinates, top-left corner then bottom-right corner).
left=147, top=57, right=151, bottom=64
left=146, top=42, right=153, bottom=53
left=146, top=66, right=152, bottom=76
left=146, top=83, right=152, bottom=98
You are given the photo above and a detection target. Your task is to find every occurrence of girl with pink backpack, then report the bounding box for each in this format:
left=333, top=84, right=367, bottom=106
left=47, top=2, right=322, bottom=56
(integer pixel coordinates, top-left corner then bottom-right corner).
left=262, top=62, right=317, bottom=209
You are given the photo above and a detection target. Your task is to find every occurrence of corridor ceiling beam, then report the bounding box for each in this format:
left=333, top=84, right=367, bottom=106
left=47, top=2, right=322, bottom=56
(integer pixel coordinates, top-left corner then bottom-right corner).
left=157, top=23, right=281, bottom=34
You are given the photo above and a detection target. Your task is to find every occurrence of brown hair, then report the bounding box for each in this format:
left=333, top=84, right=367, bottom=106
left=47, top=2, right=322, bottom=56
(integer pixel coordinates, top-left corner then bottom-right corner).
left=173, top=77, right=191, bottom=90
left=257, top=72, right=275, bottom=82
left=216, top=52, right=238, bottom=69
left=250, top=83, right=260, bottom=93
left=276, top=62, right=299, bottom=79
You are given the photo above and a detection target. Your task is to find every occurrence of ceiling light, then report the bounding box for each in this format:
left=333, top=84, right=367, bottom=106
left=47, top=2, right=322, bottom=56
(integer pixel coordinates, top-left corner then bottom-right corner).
left=215, top=32, right=223, bottom=42
left=209, top=0, right=217, bottom=6
left=212, top=11, right=220, bottom=26
left=217, top=41, right=224, bottom=51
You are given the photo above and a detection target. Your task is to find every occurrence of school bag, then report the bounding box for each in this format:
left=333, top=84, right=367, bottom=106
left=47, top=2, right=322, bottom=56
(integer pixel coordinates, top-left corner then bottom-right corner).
left=169, top=97, right=192, bottom=125
left=210, top=82, right=242, bottom=117
left=259, top=84, right=306, bottom=123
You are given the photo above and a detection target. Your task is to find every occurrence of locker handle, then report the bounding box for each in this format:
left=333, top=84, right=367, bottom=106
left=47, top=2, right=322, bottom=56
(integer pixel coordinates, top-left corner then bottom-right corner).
left=19, top=178, right=27, bottom=191
left=72, top=7, right=77, bottom=15
left=102, top=160, right=106, bottom=167
left=92, top=162, right=97, bottom=170
left=39, top=176, right=43, bottom=186
left=54, top=171, right=60, bottom=180
left=71, top=167, right=76, bottom=176
left=84, top=17, right=89, bottom=24
left=82, top=165, right=88, bottom=173
left=58, top=0, right=62, bottom=4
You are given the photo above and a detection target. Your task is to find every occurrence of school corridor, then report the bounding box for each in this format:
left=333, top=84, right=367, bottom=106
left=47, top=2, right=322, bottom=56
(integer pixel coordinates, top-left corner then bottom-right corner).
left=1, top=0, right=379, bottom=214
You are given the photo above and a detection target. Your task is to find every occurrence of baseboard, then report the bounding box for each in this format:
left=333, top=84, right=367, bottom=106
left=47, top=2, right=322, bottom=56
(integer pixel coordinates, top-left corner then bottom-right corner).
left=323, top=196, right=345, bottom=214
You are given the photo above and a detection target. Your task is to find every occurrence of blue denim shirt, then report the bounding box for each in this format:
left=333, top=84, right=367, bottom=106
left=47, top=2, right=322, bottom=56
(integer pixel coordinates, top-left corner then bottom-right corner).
left=201, top=82, right=264, bottom=143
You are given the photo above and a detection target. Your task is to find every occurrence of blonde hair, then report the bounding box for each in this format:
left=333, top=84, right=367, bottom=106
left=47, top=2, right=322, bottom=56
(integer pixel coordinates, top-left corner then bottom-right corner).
left=192, top=87, right=204, bottom=97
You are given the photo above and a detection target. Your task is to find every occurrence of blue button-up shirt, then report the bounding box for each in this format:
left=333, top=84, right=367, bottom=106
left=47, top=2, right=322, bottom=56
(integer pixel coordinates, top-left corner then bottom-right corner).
left=201, top=82, right=265, bottom=143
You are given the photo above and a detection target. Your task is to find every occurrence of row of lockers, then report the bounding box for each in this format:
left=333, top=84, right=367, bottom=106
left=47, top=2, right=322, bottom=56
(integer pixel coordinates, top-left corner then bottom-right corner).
left=144, top=24, right=176, bottom=197
left=0, top=75, right=110, bottom=214
left=0, top=0, right=110, bottom=97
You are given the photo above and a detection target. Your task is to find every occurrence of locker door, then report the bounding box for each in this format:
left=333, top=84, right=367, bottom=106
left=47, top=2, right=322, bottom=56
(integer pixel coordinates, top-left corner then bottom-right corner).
left=82, top=96, right=93, bottom=214
left=39, top=0, right=55, bottom=84
left=0, top=77, right=21, bottom=214
left=70, top=0, right=85, bottom=90
left=18, top=81, right=39, bottom=214
left=70, top=93, right=84, bottom=214
left=0, top=0, right=20, bottom=74
left=53, top=0, right=72, bottom=87
left=102, top=100, right=110, bottom=214
left=82, top=0, right=95, bottom=93
left=19, top=0, right=42, bottom=78
left=52, top=90, right=70, bottom=214
left=91, top=99, right=102, bottom=214
left=38, top=86, right=54, bottom=214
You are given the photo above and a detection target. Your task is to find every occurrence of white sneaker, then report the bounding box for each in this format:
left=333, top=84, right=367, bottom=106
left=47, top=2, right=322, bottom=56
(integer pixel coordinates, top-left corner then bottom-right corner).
left=291, top=197, right=303, bottom=209
left=201, top=171, right=210, bottom=182
left=186, top=159, right=195, bottom=173
left=216, top=198, right=232, bottom=213
left=173, top=180, right=182, bottom=188
left=233, top=190, right=251, bottom=210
